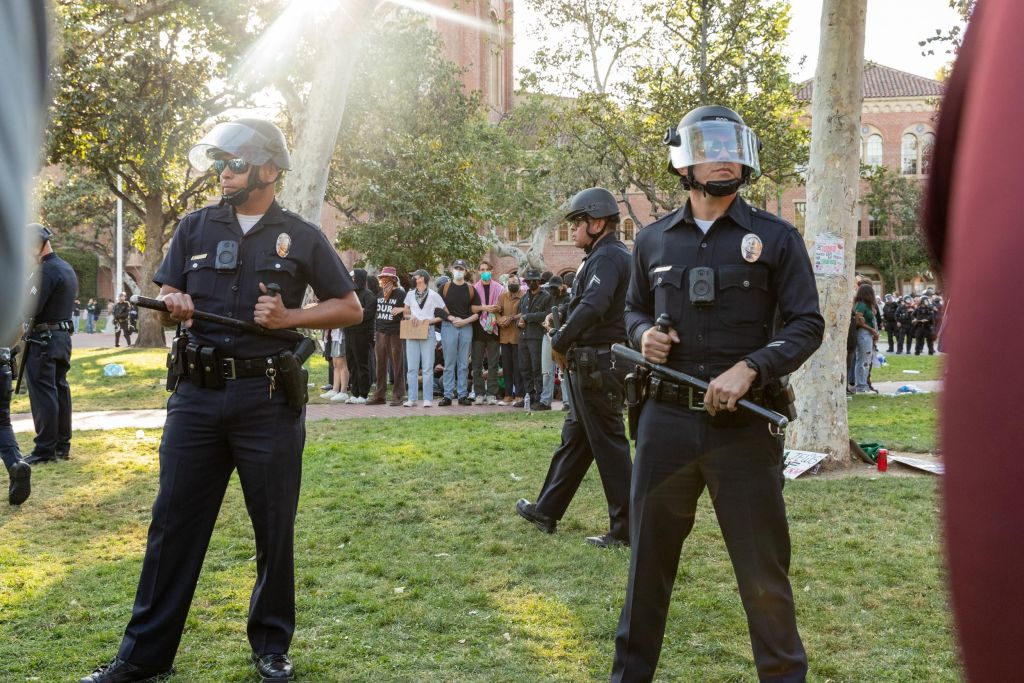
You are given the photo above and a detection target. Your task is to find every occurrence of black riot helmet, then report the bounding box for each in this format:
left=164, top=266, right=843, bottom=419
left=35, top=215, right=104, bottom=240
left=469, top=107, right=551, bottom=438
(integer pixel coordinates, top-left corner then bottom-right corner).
left=564, top=187, right=620, bottom=253
left=188, top=118, right=291, bottom=207
left=663, top=105, right=762, bottom=197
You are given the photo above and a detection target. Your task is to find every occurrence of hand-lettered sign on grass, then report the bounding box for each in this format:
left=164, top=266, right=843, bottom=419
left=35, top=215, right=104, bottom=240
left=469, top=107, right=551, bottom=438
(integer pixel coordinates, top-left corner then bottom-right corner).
left=783, top=450, right=828, bottom=479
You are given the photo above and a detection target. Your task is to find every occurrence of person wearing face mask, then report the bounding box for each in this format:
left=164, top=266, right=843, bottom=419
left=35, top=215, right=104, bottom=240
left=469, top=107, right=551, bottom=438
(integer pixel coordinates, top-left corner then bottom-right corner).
left=470, top=260, right=504, bottom=405
left=437, top=259, right=479, bottom=406
left=514, top=270, right=551, bottom=408
left=494, top=275, right=525, bottom=405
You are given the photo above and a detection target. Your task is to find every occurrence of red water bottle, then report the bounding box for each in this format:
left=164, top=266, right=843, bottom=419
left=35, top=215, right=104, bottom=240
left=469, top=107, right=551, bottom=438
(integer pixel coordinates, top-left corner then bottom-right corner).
left=877, top=448, right=888, bottom=472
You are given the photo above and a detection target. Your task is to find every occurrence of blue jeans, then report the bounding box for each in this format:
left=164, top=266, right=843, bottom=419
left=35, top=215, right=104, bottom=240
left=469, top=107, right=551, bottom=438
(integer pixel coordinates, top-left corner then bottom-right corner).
left=405, top=331, right=435, bottom=403
left=540, top=334, right=554, bottom=406
left=854, top=328, right=874, bottom=390
left=441, top=322, right=473, bottom=399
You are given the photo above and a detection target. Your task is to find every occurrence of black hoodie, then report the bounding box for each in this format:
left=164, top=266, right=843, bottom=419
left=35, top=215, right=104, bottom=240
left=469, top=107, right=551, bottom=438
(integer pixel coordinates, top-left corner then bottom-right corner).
left=350, top=268, right=378, bottom=333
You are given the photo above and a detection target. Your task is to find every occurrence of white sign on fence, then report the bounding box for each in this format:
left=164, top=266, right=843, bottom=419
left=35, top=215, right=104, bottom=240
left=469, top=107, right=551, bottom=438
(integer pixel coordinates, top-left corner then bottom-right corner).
left=783, top=450, right=828, bottom=479
left=812, top=235, right=845, bottom=276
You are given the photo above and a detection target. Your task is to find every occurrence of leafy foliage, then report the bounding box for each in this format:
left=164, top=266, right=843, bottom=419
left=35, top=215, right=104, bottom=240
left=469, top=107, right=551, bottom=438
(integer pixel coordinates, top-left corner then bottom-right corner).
left=328, top=14, right=491, bottom=274
left=859, top=166, right=931, bottom=290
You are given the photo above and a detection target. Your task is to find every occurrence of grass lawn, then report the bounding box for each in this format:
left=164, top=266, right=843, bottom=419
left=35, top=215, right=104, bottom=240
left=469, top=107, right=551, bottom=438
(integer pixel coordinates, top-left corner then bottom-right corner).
left=871, top=352, right=943, bottom=383
left=848, top=393, right=938, bottom=453
left=0, top=416, right=957, bottom=681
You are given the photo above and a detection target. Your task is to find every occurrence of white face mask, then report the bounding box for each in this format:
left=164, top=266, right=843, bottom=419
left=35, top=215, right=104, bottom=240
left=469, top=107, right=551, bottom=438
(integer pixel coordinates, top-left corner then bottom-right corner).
left=452, top=269, right=465, bottom=282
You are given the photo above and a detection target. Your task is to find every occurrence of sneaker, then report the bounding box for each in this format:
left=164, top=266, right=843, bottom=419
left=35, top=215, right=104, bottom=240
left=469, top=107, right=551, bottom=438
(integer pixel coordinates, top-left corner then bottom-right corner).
left=365, top=397, right=386, bottom=406
left=402, top=401, right=415, bottom=407
left=474, top=395, right=485, bottom=405
left=422, top=401, right=433, bottom=408
left=438, top=397, right=452, bottom=406
left=330, top=392, right=350, bottom=403
left=319, top=390, right=338, bottom=399
left=534, top=403, right=552, bottom=411
left=485, top=395, right=498, bottom=405
left=355, top=397, right=367, bottom=405
left=458, top=396, right=473, bottom=406
left=512, top=399, right=525, bottom=408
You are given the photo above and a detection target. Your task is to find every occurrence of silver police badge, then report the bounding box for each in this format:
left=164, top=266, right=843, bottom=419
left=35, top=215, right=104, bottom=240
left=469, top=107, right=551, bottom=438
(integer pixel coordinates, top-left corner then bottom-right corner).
left=276, top=233, right=292, bottom=258
left=741, top=233, right=763, bottom=263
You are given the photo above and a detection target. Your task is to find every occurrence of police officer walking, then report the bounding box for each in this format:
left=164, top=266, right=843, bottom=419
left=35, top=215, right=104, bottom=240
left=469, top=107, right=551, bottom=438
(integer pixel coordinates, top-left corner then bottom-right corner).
left=112, top=293, right=133, bottom=347
left=80, top=118, right=362, bottom=683
left=516, top=188, right=633, bottom=548
left=22, top=224, right=78, bottom=466
left=612, top=106, right=824, bottom=682
left=2, top=344, right=31, bottom=504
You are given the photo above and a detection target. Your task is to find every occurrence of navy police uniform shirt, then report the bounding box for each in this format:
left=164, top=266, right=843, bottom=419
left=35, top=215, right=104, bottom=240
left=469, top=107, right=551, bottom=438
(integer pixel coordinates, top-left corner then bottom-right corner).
left=33, top=252, right=79, bottom=324
left=625, top=195, right=824, bottom=384
left=551, top=234, right=631, bottom=354
left=156, top=200, right=355, bottom=358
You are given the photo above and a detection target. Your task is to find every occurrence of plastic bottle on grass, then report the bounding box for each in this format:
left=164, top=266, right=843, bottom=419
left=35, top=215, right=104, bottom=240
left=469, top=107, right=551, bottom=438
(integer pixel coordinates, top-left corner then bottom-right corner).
left=524, top=394, right=531, bottom=412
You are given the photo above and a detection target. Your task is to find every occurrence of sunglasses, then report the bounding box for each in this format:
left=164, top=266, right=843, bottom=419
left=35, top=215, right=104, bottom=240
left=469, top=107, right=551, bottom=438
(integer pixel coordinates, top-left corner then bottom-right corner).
left=704, top=140, right=739, bottom=157
left=211, top=158, right=252, bottom=175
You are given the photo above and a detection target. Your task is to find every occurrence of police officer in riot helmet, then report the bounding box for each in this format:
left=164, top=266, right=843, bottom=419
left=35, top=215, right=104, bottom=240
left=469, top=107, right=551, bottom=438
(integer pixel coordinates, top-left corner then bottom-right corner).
left=882, top=294, right=898, bottom=353
left=612, top=105, right=823, bottom=682
left=516, top=187, right=633, bottom=548
left=22, top=223, right=78, bottom=466
left=80, top=118, right=362, bottom=683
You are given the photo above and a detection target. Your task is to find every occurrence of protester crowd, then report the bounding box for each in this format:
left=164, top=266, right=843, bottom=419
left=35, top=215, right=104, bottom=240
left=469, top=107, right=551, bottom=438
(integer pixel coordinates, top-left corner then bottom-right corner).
left=318, top=260, right=575, bottom=410
left=848, top=281, right=943, bottom=393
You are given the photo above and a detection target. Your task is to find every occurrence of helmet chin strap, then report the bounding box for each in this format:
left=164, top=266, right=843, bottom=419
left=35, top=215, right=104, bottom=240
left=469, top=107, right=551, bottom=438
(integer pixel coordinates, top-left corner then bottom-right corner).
left=220, top=164, right=274, bottom=207
left=683, top=168, right=743, bottom=197
left=582, top=219, right=606, bottom=254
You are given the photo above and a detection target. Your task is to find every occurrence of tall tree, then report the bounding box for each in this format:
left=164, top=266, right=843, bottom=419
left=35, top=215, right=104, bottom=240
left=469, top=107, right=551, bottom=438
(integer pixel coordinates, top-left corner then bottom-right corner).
left=327, top=14, right=490, bottom=274
left=785, top=0, right=868, bottom=467
left=47, top=0, right=251, bottom=346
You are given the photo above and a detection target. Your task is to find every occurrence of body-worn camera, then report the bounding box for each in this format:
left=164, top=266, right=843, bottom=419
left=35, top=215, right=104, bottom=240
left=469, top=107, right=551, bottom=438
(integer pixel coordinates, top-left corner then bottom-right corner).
left=215, top=240, right=239, bottom=272
left=688, top=266, right=715, bottom=305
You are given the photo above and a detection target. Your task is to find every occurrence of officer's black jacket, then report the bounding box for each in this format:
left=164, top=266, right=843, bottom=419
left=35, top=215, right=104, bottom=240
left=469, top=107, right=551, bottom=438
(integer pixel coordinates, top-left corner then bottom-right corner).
left=551, top=234, right=630, bottom=354
left=32, top=252, right=78, bottom=324
left=883, top=301, right=898, bottom=323
left=912, top=306, right=935, bottom=327
left=156, top=200, right=354, bottom=358
left=625, top=195, right=824, bottom=384
left=895, top=305, right=913, bottom=325
left=518, top=287, right=552, bottom=341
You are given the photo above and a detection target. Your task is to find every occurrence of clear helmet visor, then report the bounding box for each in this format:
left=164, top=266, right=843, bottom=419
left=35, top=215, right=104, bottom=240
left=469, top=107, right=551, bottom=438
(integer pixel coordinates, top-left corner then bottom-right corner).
left=188, top=121, right=282, bottom=172
left=668, top=121, right=760, bottom=176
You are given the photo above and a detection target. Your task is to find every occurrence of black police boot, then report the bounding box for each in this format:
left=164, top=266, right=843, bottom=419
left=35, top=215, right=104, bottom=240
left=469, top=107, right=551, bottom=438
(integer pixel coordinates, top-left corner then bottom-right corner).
left=22, top=453, right=56, bottom=466
left=584, top=533, right=629, bottom=549
left=56, top=449, right=71, bottom=461
left=252, top=653, right=294, bottom=681
left=79, top=658, right=173, bottom=683
left=8, top=461, right=31, bottom=505
left=516, top=498, right=556, bottom=534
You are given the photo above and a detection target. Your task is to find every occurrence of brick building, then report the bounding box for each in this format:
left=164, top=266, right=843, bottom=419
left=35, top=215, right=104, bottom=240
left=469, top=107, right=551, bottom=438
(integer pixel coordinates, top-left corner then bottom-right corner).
left=778, top=62, right=943, bottom=294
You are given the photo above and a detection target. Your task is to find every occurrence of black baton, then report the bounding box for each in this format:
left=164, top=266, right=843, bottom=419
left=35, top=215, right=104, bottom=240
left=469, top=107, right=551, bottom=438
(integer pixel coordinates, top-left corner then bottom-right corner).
left=610, top=343, right=789, bottom=430
left=131, top=295, right=306, bottom=344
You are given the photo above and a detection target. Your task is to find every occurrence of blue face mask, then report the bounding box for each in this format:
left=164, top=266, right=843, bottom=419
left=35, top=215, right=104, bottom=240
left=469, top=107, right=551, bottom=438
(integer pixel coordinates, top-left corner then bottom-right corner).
left=481, top=271, right=492, bottom=283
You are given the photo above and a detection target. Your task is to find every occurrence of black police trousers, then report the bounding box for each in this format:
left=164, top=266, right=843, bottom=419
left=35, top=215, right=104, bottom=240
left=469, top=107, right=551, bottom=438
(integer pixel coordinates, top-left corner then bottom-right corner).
left=612, top=400, right=807, bottom=683
left=896, top=325, right=911, bottom=353
left=25, top=331, right=72, bottom=459
left=535, top=352, right=632, bottom=541
left=915, top=325, right=935, bottom=355
left=1, top=364, right=22, bottom=469
left=884, top=322, right=897, bottom=352
left=118, top=377, right=304, bottom=669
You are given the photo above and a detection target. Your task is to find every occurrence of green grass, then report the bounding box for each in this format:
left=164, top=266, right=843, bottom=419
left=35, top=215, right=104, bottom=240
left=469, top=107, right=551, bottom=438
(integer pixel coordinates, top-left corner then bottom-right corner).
left=0, top=417, right=958, bottom=681
left=871, top=353, right=942, bottom=383
left=848, top=393, right=938, bottom=453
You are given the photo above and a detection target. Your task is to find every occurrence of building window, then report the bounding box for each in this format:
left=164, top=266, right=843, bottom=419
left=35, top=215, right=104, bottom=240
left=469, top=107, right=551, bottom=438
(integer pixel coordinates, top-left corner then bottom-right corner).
left=487, top=11, right=503, bottom=111
left=868, top=208, right=883, bottom=236
left=902, top=133, right=919, bottom=175
left=557, top=222, right=570, bottom=243
left=864, top=134, right=883, bottom=167
left=622, top=218, right=635, bottom=242
left=920, top=132, right=936, bottom=175
left=793, top=201, right=806, bottom=234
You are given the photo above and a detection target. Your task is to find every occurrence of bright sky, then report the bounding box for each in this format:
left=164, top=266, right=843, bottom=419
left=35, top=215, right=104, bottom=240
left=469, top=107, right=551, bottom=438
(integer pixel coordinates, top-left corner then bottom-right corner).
left=513, top=0, right=966, bottom=87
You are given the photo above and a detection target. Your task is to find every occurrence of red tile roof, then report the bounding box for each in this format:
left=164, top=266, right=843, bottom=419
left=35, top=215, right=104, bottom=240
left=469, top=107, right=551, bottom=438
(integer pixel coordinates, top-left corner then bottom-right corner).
left=796, top=62, right=945, bottom=101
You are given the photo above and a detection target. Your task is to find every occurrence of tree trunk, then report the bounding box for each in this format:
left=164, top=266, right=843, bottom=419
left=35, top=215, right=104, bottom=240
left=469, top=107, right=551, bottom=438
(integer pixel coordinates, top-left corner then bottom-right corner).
left=134, top=194, right=171, bottom=348
left=278, top=1, right=377, bottom=224
left=785, top=0, right=867, bottom=468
